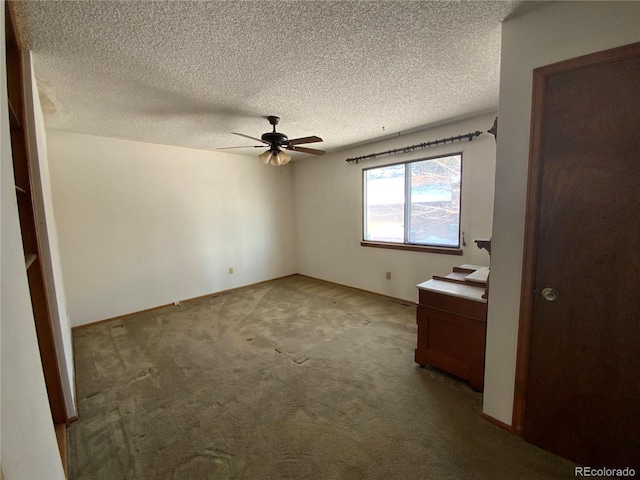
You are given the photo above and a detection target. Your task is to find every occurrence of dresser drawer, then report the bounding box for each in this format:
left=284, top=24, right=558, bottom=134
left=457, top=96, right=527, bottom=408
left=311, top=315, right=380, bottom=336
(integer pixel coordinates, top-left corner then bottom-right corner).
left=418, top=289, right=487, bottom=321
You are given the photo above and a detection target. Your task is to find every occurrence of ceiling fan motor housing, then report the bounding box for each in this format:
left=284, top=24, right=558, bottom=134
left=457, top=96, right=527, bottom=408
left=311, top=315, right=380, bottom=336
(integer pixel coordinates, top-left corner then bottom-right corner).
left=261, top=131, right=288, bottom=148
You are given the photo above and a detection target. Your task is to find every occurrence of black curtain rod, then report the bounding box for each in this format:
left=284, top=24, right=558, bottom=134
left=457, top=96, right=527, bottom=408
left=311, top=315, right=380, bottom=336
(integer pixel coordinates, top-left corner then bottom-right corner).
left=345, top=130, right=484, bottom=164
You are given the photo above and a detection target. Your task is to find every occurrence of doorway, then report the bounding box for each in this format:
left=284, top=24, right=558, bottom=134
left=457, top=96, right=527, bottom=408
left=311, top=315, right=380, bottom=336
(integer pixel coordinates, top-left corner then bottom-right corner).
left=5, top=0, right=69, bottom=471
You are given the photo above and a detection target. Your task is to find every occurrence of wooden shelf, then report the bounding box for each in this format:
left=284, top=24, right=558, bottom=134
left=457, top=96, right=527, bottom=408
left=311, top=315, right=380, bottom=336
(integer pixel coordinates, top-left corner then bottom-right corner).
left=474, top=239, right=491, bottom=254
left=25, top=253, right=38, bottom=269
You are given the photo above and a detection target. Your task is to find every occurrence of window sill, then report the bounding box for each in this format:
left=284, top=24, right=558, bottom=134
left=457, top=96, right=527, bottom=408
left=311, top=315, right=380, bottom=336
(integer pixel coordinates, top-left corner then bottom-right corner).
left=361, top=241, right=463, bottom=256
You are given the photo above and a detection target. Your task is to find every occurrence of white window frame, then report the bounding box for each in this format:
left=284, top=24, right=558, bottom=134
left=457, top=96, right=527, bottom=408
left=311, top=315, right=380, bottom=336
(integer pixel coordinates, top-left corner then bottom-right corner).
left=361, top=152, right=463, bottom=255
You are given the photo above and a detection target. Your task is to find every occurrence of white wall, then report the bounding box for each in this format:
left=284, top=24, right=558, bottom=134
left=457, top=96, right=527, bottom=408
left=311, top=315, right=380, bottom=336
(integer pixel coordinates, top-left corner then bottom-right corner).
left=484, top=1, right=640, bottom=425
left=23, top=52, right=77, bottom=419
left=0, top=4, right=66, bottom=478
left=294, top=113, right=496, bottom=302
left=47, top=132, right=297, bottom=326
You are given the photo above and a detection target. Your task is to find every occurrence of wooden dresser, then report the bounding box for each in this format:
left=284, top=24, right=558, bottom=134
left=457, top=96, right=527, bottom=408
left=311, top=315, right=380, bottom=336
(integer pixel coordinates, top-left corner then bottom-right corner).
left=415, top=265, right=488, bottom=391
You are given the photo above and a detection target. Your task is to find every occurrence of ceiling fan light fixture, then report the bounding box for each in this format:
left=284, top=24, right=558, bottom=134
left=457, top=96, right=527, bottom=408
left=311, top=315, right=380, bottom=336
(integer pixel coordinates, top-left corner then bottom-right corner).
left=269, top=152, right=282, bottom=166
left=278, top=151, right=292, bottom=165
left=259, top=149, right=291, bottom=166
left=259, top=150, right=272, bottom=164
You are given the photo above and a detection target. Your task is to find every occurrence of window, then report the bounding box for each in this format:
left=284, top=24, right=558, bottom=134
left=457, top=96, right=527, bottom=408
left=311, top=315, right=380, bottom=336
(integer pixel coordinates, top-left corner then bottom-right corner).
left=363, top=153, right=462, bottom=250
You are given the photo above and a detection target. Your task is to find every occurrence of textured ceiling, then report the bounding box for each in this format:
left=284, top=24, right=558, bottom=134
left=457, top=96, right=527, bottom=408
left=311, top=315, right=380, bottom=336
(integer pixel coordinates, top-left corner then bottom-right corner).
left=12, top=1, right=521, bottom=157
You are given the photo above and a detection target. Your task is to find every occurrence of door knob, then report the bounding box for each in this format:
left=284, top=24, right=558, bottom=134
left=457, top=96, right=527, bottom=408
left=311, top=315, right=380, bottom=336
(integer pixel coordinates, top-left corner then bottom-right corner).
left=541, top=287, right=559, bottom=302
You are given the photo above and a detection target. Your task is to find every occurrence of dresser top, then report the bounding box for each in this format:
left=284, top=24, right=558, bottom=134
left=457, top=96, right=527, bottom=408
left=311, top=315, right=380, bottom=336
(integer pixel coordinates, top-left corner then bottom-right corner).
left=458, top=264, right=488, bottom=271
left=464, top=266, right=490, bottom=283
left=416, top=279, right=487, bottom=303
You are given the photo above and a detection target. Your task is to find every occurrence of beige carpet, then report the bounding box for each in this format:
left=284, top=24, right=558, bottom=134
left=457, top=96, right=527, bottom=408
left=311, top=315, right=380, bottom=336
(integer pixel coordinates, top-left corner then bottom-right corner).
left=69, top=275, right=575, bottom=479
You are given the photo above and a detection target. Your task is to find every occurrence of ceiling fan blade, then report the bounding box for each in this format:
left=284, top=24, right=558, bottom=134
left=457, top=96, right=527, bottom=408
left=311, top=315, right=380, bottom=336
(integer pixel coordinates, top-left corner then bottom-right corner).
left=286, top=145, right=326, bottom=155
left=287, top=135, right=323, bottom=146
left=232, top=132, right=268, bottom=144
left=217, top=145, right=265, bottom=150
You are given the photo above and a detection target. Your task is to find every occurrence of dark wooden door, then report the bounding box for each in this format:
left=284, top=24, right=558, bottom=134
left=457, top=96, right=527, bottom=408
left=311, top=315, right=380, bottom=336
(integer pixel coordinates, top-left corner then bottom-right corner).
left=522, top=44, right=640, bottom=469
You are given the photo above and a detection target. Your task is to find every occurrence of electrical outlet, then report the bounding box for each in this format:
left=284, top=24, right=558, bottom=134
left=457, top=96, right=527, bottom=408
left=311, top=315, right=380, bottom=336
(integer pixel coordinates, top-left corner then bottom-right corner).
left=228, top=267, right=234, bottom=274
left=386, top=272, right=391, bottom=280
